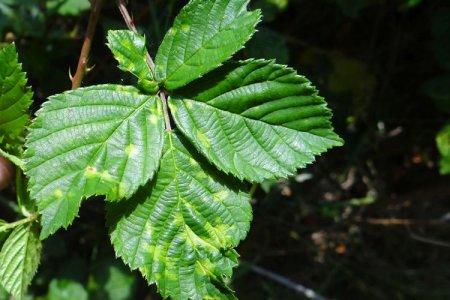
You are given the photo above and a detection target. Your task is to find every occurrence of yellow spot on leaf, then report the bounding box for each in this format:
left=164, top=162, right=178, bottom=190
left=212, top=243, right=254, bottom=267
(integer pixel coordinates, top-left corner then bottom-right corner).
left=189, top=157, right=198, bottom=166
left=54, top=189, right=63, bottom=199
left=85, top=166, right=98, bottom=178
left=149, top=115, right=158, bottom=125
left=181, top=24, right=190, bottom=32
left=125, top=144, right=137, bottom=157
left=196, top=131, right=211, bottom=148
left=214, top=190, right=229, bottom=201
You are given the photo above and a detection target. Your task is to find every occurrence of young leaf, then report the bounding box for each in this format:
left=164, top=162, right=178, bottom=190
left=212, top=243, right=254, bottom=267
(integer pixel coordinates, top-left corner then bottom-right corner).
left=108, top=132, right=252, bottom=300
left=155, top=0, right=261, bottom=90
left=437, top=125, right=450, bottom=175
left=170, top=59, right=343, bottom=182
left=0, top=43, right=33, bottom=142
left=25, top=85, right=165, bottom=238
left=107, top=30, right=158, bottom=94
left=0, top=223, right=41, bottom=299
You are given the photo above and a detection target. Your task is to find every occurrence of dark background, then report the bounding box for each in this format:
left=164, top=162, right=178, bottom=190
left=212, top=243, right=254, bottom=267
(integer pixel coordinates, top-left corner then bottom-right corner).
left=1, top=0, right=450, bottom=299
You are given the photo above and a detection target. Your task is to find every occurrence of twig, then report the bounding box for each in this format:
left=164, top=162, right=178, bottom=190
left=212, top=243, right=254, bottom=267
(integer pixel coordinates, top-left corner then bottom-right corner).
left=71, top=0, right=104, bottom=89
left=408, top=228, right=450, bottom=248
left=249, top=264, right=327, bottom=300
left=0, top=213, right=38, bottom=232
left=117, top=0, right=156, bottom=72
left=361, top=218, right=445, bottom=226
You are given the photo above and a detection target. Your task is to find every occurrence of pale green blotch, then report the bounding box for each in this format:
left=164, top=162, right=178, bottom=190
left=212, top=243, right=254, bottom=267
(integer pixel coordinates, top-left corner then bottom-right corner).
left=125, top=144, right=137, bottom=158
left=100, top=170, right=113, bottom=182
left=189, top=157, right=198, bottom=166
left=169, top=28, right=177, bottom=35
left=85, top=166, right=98, bottom=178
left=118, top=182, right=128, bottom=199
left=54, top=189, right=63, bottom=199
left=213, top=190, right=229, bottom=202
left=148, top=115, right=158, bottom=125
left=196, top=171, right=208, bottom=179
left=196, top=131, right=211, bottom=148
left=181, top=24, right=190, bottom=32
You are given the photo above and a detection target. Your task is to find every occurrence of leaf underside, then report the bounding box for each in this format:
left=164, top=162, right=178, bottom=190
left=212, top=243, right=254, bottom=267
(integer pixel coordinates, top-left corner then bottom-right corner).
left=0, top=43, right=32, bottom=143
left=0, top=223, right=42, bottom=300
left=24, top=85, right=164, bottom=239
left=170, top=59, right=343, bottom=182
left=155, top=0, right=261, bottom=90
left=108, top=132, right=251, bottom=300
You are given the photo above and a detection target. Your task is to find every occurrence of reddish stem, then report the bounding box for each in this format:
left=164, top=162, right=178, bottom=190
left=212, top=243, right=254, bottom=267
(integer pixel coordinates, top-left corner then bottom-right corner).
left=71, top=0, right=104, bottom=89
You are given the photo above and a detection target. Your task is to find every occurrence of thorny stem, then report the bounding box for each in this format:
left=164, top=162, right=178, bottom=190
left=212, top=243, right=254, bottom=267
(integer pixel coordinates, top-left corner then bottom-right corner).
left=117, top=0, right=172, bottom=132
left=71, top=0, right=104, bottom=89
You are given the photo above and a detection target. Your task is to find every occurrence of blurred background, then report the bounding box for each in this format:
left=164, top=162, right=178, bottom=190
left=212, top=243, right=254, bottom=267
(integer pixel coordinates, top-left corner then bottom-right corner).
left=1, top=0, right=450, bottom=299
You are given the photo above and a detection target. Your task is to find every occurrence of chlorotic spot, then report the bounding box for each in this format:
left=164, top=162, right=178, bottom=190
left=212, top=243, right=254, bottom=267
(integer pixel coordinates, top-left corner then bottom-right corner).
left=54, top=189, right=63, bottom=199
left=125, top=144, right=137, bottom=157
left=149, top=115, right=158, bottom=125
left=181, top=24, right=190, bottom=32
left=197, top=131, right=211, bottom=148
left=85, top=166, right=98, bottom=177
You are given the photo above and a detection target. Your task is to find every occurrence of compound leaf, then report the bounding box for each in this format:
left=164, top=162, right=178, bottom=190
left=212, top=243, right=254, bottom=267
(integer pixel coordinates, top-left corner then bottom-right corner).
left=25, top=85, right=165, bottom=239
left=0, top=43, right=32, bottom=142
left=107, top=30, right=158, bottom=94
left=170, top=59, right=343, bottom=182
left=108, top=132, right=251, bottom=300
left=0, top=223, right=41, bottom=300
left=155, top=0, right=261, bottom=90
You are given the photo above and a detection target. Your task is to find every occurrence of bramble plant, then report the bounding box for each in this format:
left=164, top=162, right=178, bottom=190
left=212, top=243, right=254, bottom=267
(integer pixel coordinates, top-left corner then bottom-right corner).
left=0, top=0, right=342, bottom=299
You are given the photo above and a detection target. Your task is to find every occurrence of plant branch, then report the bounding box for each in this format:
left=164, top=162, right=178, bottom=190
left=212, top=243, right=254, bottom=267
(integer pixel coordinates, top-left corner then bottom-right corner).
left=248, top=264, right=327, bottom=300
left=71, top=0, right=104, bottom=89
left=0, top=213, right=38, bottom=232
left=117, top=0, right=156, bottom=72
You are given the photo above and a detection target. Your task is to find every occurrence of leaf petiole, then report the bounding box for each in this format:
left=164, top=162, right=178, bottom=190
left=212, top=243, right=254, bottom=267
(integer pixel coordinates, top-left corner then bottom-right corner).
left=0, top=148, right=25, bottom=170
left=0, top=213, right=38, bottom=233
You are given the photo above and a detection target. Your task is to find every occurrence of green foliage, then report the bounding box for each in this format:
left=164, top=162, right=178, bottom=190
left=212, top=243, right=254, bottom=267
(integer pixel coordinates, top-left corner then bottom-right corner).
left=45, top=279, right=88, bottom=300
left=107, top=30, right=158, bottom=93
left=155, top=0, right=261, bottom=90
left=170, top=59, right=342, bottom=182
left=437, top=125, right=450, bottom=174
left=46, top=0, right=90, bottom=16
left=25, top=85, right=165, bottom=239
left=0, top=0, right=45, bottom=37
left=0, top=223, right=42, bottom=300
left=88, top=258, right=137, bottom=300
left=108, top=132, right=251, bottom=299
left=0, top=43, right=32, bottom=148
left=21, top=0, right=341, bottom=298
